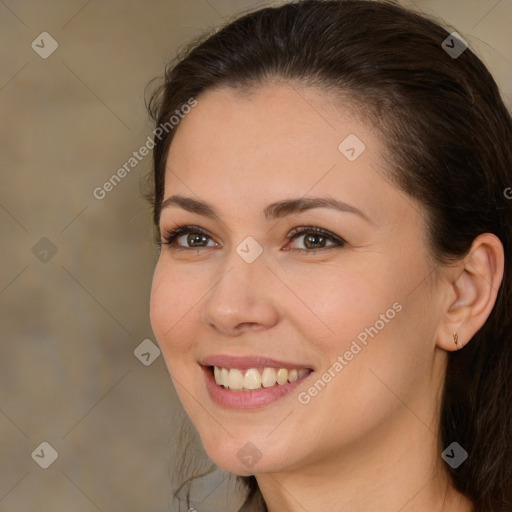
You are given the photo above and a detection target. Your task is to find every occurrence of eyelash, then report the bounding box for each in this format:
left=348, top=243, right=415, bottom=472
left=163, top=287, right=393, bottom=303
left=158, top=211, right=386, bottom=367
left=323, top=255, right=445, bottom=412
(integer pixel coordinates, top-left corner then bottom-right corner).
left=158, top=224, right=346, bottom=254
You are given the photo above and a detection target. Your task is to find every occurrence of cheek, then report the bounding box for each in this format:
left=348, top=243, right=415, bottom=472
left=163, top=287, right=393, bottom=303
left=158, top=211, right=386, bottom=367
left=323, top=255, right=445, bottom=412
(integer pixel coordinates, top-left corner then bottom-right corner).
left=149, top=260, right=198, bottom=359
left=280, top=261, right=396, bottom=352
left=309, top=272, right=436, bottom=428
left=291, top=256, right=426, bottom=398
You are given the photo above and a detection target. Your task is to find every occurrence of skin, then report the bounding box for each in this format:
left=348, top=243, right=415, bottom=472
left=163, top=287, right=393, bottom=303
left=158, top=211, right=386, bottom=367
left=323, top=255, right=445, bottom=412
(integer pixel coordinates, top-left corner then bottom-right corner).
left=150, top=82, right=504, bottom=511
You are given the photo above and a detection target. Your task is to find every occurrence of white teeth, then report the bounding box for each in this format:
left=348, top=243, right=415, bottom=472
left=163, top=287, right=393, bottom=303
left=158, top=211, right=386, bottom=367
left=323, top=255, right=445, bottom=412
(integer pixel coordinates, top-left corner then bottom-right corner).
left=243, top=369, right=262, bottom=390
left=261, top=367, right=277, bottom=388
left=220, top=367, right=229, bottom=387
left=213, top=366, right=310, bottom=391
left=227, top=368, right=244, bottom=390
left=276, top=368, right=288, bottom=385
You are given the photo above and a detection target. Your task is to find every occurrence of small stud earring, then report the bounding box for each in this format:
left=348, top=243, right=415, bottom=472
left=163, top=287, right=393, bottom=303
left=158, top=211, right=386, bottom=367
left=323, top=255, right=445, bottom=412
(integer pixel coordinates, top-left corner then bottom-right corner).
left=453, top=332, right=459, bottom=346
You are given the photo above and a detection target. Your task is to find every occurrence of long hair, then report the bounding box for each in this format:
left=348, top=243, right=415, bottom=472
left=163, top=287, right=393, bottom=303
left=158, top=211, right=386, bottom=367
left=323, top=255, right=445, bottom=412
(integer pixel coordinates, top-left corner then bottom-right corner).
left=145, top=1, right=512, bottom=510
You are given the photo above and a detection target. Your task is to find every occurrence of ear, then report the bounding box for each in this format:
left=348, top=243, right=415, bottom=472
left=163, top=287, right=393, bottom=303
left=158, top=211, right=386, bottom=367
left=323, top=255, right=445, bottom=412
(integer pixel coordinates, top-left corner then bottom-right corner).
left=436, top=232, right=504, bottom=352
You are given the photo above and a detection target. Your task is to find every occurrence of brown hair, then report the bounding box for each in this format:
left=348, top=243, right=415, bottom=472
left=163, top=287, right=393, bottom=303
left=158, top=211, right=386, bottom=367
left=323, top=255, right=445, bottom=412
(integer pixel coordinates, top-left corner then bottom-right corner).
left=145, top=1, right=512, bottom=510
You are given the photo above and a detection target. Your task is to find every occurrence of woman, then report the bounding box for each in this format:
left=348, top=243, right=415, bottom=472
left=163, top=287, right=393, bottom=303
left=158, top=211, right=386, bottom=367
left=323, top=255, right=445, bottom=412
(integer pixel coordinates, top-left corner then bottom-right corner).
left=146, top=1, right=512, bottom=510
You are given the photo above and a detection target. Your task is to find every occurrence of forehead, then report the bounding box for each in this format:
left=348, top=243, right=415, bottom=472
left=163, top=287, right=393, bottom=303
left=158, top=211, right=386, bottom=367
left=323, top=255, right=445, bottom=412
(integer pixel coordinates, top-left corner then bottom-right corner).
left=165, top=83, right=381, bottom=197
left=170, top=82, right=364, bottom=149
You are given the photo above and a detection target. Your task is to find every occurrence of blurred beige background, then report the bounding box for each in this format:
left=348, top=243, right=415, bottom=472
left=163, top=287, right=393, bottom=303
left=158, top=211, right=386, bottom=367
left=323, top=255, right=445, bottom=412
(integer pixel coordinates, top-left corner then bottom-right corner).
left=0, top=1, right=510, bottom=511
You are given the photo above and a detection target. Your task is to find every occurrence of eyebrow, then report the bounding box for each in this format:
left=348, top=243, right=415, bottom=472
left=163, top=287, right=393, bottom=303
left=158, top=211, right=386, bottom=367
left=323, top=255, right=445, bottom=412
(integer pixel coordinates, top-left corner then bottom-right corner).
left=160, top=194, right=372, bottom=223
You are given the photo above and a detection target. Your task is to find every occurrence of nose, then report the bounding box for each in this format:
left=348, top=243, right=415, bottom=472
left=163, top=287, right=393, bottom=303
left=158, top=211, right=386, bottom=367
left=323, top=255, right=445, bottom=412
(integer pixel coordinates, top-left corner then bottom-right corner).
left=200, top=249, right=280, bottom=336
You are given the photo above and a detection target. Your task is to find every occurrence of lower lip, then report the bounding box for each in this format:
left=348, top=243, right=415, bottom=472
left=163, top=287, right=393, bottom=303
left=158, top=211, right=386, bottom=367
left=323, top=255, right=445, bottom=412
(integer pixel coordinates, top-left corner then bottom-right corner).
left=202, top=365, right=312, bottom=410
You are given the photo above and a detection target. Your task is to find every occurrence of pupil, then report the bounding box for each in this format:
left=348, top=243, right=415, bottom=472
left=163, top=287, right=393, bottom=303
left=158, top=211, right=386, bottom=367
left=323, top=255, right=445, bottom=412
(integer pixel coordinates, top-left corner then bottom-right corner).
left=189, top=233, right=206, bottom=246
left=306, top=234, right=323, bottom=248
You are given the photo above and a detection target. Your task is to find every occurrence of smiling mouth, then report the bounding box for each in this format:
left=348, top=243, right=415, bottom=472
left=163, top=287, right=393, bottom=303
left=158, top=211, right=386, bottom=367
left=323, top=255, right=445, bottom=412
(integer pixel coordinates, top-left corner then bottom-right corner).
left=210, top=365, right=312, bottom=391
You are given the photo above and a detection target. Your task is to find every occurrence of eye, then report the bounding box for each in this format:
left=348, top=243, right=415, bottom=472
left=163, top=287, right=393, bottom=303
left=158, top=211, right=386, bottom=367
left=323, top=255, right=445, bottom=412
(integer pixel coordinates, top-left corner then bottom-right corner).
left=158, top=224, right=346, bottom=253
left=285, top=226, right=345, bottom=253
left=159, top=225, right=218, bottom=250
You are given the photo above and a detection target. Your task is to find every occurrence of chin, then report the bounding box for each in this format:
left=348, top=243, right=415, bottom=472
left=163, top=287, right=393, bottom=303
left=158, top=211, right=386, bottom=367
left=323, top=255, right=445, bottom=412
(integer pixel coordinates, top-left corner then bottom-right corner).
left=206, top=450, right=276, bottom=476
left=199, top=432, right=300, bottom=477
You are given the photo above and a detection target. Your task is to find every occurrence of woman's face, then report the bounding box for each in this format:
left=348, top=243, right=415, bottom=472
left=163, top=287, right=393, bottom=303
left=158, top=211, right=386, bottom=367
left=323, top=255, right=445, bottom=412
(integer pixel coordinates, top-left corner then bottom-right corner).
left=150, top=83, right=447, bottom=476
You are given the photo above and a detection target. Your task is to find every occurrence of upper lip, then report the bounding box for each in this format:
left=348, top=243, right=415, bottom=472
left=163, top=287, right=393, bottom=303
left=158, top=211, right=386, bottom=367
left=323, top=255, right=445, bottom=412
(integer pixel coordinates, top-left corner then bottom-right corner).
left=201, top=355, right=314, bottom=371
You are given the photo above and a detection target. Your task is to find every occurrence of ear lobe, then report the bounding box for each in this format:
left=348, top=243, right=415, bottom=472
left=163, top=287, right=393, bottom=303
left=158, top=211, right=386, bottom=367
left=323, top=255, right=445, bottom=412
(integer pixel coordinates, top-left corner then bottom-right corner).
left=437, top=233, right=504, bottom=352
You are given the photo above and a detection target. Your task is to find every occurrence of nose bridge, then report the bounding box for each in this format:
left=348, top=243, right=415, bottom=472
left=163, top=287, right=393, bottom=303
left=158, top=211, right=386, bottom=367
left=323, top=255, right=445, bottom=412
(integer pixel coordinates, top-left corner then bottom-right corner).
left=219, top=232, right=269, bottom=287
